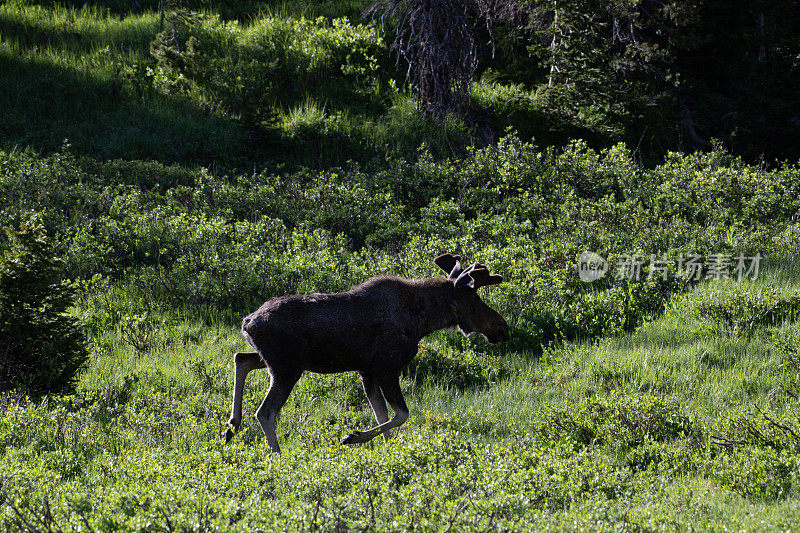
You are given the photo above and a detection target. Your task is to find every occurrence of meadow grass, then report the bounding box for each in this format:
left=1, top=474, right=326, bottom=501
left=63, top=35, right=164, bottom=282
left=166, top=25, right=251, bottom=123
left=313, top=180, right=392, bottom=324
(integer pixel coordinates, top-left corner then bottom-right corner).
left=2, top=261, right=797, bottom=529
left=0, top=0, right=555, bottom=170
left=2, top=0, right=800, bottom=529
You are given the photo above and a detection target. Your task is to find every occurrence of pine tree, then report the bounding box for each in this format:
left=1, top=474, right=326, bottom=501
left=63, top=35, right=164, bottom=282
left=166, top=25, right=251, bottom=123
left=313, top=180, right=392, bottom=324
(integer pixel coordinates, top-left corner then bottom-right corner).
left=0, top=220, right=87, bottom=395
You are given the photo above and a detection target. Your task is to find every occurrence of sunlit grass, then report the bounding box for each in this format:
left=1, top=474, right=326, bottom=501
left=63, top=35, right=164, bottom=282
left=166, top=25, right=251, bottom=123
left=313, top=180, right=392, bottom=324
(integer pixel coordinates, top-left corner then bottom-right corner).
left=1, top=0, right=799, bottom=528
left=12, top=259, right=789, bottom=528
left=0, top=0, right=547, bottom=169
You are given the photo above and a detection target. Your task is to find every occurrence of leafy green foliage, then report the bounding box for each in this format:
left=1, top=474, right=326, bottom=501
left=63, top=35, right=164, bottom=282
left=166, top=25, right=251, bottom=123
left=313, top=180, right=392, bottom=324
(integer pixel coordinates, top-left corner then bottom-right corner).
left=2, top=135, right=798, bottom=327
left=151, top=13, right=388, bottom=123
left=697, top=288, right=800, bottom=333
left=535, top=391, right=698, bottom=449
left=405, top=341, right=508, bottom=390
left=0, top=221, right=87, bottom=394
left=2, top=0, right=800, bottom=528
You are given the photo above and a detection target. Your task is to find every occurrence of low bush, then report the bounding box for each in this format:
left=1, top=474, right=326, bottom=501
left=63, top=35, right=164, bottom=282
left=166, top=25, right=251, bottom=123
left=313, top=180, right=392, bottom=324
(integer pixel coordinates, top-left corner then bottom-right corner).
left=534, top=392, right=699, bottom=450
left=4, top=135, right=800, bottom=343
left=696, top=288, right=800, bottom=333
left=151, top=12, right=389, bottom=124
left=404, top=341, right=508, bottom=390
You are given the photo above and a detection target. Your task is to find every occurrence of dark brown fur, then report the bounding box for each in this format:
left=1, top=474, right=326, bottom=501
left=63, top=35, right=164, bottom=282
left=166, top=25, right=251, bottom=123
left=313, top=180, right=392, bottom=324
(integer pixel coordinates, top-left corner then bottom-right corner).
left=224, top=257, right=508, bottom=452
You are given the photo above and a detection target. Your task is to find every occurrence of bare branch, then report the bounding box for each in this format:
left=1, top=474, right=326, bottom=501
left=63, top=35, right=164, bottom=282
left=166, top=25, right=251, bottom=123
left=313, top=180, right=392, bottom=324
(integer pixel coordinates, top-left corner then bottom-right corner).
left=366, top=0, right=478, bottom=121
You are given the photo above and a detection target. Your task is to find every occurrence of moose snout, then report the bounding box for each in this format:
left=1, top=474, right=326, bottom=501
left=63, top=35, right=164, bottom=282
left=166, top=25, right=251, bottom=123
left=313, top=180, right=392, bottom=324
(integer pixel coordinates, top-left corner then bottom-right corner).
left=485, top=322, right=510, bottom=344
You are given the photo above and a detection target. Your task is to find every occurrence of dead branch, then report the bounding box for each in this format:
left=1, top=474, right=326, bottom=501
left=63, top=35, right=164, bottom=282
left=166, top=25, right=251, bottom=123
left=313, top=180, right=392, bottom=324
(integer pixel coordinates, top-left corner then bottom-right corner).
left=367, top=0, right=478, bottom=121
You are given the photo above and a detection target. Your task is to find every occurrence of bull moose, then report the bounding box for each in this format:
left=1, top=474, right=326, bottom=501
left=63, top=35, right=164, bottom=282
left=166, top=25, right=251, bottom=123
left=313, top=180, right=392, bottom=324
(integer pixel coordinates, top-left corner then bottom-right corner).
left=223, top=253, right=509, bottom=453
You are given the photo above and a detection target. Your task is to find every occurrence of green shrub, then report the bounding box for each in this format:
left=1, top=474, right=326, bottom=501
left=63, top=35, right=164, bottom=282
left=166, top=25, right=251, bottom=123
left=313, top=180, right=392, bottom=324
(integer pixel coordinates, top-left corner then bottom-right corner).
left=697, top=288, right=800, bottom=333
left=711, top=445, right=800, bottom=500
left=773, top=328, right=800, bottom=398
left=535, top=392, right=699, bottom=450
left=404, top=341, right=508, bottom=390
left=3, top=137, right=800, bottom=342
left=0, top=221, right=87, bottom=394
left=150, top=13, right=388, bottom=124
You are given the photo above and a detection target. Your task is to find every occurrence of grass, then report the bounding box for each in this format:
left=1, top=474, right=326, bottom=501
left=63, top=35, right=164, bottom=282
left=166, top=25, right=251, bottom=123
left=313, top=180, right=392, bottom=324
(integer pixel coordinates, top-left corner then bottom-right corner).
left=0, top=0, right=576, bottom=171
left=2, top=0, right=800, bottom=529
left=415, top=264, right=800, bottom=434
left=0, top=1, right=248, bottom=164
left=2, top=261, right=800, bottom=529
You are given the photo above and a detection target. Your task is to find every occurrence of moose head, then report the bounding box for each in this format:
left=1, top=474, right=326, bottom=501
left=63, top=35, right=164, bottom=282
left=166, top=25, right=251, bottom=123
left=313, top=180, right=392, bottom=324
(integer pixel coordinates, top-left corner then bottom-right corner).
left=434, top=253, right=510, bottom=344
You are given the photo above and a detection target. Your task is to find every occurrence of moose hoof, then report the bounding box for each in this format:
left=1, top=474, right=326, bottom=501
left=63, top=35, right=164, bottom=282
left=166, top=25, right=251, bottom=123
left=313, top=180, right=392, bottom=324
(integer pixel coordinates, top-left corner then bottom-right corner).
left=223, top=427, right=235, bottom=443
left=340, top=431, right=364, bottom=445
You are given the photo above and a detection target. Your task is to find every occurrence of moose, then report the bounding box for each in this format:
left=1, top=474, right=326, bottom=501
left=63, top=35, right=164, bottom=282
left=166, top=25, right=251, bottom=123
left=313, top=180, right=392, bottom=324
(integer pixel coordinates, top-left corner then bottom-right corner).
left=223, top=253, right=509, bottom=453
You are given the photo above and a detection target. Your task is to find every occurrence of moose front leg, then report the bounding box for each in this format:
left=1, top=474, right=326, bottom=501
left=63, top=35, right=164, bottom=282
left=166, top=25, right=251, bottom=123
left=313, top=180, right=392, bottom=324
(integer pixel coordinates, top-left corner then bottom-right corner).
left=341, top=372, right=408, bottom=445
left=224, top=352, right=265, bottom=443
left=254, top=369, right=301, bottom=454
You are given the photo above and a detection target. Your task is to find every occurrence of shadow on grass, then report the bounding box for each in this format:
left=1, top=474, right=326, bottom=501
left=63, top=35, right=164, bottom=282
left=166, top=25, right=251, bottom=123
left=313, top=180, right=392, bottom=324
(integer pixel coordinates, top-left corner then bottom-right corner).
left=483, top=97, right=614, bottom=153
left=0, top=9, right=415, bottom=170
left=0, top=52, right=473, bottom=170
left=0, top=5, right=587, bottom=172
left=0, top=51, right=260, bottom=166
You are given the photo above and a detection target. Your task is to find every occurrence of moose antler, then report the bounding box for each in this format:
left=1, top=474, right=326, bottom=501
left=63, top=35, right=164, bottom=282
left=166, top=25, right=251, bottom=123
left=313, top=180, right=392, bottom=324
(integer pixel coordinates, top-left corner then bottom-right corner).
left=468, top=268, right=503, bottom=288
left=453, top=262, right=503, bottom=288
left=434, top=253, right=463, bottom=278
left=437, top=254, right=504, bottom=288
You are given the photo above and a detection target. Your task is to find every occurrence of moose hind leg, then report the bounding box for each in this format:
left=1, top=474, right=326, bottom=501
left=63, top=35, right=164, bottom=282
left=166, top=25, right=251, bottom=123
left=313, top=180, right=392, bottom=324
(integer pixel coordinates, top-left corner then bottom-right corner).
left=341, top=372, right=408, bottom=445
left=360, top=372, right=390, bottom=441
left=255, top=369, right=301, bottom=454
left=224, top=352, right=265, bottom=443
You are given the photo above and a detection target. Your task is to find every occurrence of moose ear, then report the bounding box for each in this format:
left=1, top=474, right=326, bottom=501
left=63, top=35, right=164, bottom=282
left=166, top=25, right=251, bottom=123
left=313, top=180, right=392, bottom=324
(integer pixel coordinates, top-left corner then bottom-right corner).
left=454, top=262, right=479, bottom=287
left=454, top=269, right=473, bottom=288
left=434, top=253, right=462, bottom=278
left=469, top=268, right=504, bottom=289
